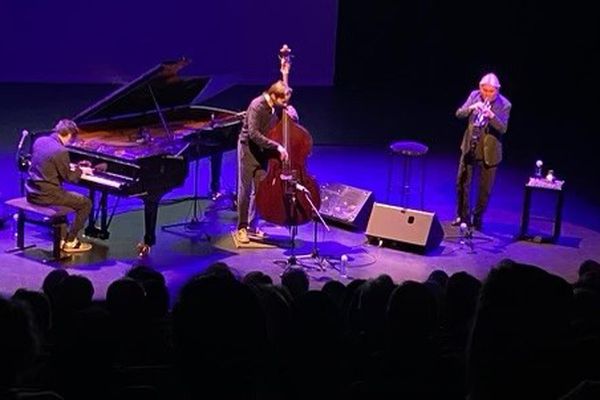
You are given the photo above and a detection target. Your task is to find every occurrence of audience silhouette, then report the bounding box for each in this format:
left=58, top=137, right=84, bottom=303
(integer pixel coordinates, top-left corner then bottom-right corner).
left=1, top=258, right=599, bottom=399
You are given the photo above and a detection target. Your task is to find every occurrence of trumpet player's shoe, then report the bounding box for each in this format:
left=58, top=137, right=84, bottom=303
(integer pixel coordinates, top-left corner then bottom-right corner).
left=473, top=215, right=483, bottom=231
left=451, top=217, right=463, bottom=227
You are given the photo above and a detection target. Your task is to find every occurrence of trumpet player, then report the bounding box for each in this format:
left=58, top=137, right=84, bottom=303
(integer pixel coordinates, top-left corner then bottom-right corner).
left=452, top=72, right=512, bottom=231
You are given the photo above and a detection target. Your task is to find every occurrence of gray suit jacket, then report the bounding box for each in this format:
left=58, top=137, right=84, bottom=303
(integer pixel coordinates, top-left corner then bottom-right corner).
left=456, top=90, right=512, bottom=166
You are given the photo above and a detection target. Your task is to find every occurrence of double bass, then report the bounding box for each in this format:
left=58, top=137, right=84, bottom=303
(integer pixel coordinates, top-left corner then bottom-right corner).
left=256, top=45, right=321, bottom=226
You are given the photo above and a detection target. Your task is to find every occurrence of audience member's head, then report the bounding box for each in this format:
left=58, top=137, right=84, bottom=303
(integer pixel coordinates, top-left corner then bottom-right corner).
left=572, top=287, right=600, bottom=335
left=292, top=290, right=342, bottom=343
left=106, top=277, right=146, bottom=321
left=55, top=274, right=94, bottom=313
left=126, top=264, right=165, bottom=285
left=386, top=280, right=438, bottom=343
left=428, top=269, right=449, bottom=289
left=354, top=275, right=396, bottom=350
left=42, top=269, right=69, bottom=302
left=578, top=259, right=600, bottom=278
left=12, top=289, right=52, bottom=338
left=57, top=305, right=115, bottom=400
left=251, top=284, right=291, bottom=347
left=125, top=265, right=169, bottom=317
left=204, top=261, right=237, bottom=281
left=575, top=270, right=600, bottom=294
left=322, top=280, right=347, bottom=311
left=288, top=290, right=345, bottom=397
left=342, top=278, right=366, bottom=331
left=281, top=268, right=309, bottom=299
left=467, top=261, right=574, bottom=399
left=0, top=297, right=39, bottom=390
left=242, top=270, right=273, bottom=287
left=444, top=271, right=481, bottom=327
left=173, top=275, right=266, bottom=397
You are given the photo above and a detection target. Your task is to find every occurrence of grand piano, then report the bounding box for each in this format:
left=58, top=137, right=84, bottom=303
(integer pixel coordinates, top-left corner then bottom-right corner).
left=34, top=58, right=243, bottom=251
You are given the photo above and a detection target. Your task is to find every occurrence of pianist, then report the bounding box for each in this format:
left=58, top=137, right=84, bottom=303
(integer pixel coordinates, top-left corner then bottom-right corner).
left=25, top=119, right=94, bottom=253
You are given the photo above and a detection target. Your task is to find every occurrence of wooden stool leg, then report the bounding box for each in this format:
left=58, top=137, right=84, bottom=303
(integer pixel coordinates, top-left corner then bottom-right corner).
left=420, top=156, right=426, bottom=210
left=52, top=223, right=62, bottom=260
left=386, top=152, right=394, bottom=203
left=5, top=210, right=36, bottom=254
left=401, top=156, right=411, bottom=207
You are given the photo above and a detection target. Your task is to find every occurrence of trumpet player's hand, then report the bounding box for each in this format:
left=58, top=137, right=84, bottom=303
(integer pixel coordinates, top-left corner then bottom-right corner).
left=469, top=101, right=486, bottom=112
left=277, top=145, right=289, bottom=162
left=482, top=108, right=495, bottom=119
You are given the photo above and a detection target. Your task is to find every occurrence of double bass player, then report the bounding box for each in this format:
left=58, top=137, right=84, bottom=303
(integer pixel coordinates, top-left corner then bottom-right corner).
left=235, top=80, right=299, bottom=244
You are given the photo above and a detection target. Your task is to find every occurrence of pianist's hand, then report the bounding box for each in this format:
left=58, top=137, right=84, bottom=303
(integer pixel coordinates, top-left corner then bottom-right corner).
left=77, top=160, right=92, bottom=168
left=80, top=166, right=94, bottom=176
left=94, top=162, right=108, bottom=173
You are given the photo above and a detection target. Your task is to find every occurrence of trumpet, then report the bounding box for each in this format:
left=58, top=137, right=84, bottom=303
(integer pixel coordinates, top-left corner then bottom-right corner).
left=473, top=100, right=491, bottom=127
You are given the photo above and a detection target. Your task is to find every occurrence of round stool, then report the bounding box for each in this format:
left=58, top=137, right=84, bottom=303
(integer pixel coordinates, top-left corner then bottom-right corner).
left=386, top=140, right=429, bottom=209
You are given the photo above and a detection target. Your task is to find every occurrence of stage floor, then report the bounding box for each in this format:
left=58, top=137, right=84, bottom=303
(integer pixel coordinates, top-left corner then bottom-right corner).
left=1, top=146, right=599, bottom=303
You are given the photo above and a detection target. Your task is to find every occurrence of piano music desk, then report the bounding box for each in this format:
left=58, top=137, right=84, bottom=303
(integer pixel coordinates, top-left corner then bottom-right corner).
left=4, top=197, right=74, bottom=262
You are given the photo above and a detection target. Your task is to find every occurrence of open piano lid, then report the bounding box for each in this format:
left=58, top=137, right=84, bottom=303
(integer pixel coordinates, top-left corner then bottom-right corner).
left=73, top=58, right=210, bottom=124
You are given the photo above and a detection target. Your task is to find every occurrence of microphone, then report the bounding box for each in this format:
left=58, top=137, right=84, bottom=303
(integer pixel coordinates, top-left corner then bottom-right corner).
left=295, top=183, right=309, bottom=193
left=17, top=129, right=29, bottom=152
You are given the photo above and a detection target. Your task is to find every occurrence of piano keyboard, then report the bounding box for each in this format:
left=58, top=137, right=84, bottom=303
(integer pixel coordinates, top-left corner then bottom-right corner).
left=80, top=173, right=127, bottom=189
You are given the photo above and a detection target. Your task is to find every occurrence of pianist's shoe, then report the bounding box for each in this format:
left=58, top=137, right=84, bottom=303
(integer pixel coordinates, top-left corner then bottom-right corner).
left=62, top=238, right=92, bottom=253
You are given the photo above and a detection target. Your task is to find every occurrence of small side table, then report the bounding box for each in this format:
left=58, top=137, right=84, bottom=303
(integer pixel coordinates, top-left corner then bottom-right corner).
left=519, top=177, right=565, bottom=243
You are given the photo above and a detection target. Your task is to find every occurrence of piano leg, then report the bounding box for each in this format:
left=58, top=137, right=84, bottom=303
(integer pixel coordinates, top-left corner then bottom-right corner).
left=142, top=192, right=166, bottom=246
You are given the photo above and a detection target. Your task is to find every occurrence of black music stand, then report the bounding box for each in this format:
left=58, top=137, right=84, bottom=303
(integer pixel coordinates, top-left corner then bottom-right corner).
left=161, top=144, right=210, bottom=241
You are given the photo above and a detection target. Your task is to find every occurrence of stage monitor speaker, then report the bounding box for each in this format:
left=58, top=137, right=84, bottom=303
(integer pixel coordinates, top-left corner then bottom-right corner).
left=366, top=202, right=444, bottom=253
left=319, top=182, right=375, bottom=231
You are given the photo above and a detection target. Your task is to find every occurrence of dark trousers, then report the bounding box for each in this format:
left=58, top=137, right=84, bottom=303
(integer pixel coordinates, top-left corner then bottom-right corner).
left=27, top=189, right=92, bottom=242
left=237, top=142, right=265, bottom=230
left=456, top=155, right=497, bottom=223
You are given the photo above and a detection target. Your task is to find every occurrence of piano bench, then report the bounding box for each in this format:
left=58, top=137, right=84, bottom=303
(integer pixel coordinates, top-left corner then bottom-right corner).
left=4, top=197, right=74, bottom=262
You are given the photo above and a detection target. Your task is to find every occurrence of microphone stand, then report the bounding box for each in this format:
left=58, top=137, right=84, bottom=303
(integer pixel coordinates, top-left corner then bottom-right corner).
left=275, top=180, right=328, bottom=274
left=16, top=130, right=31, bottom=196
left=275, top=180, right=350, bottom=279
left=294, top=183, right=332, bottom=271
left=5, top=130, right=31, bottom=231
left=276, top=182, right=302, bottom=273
